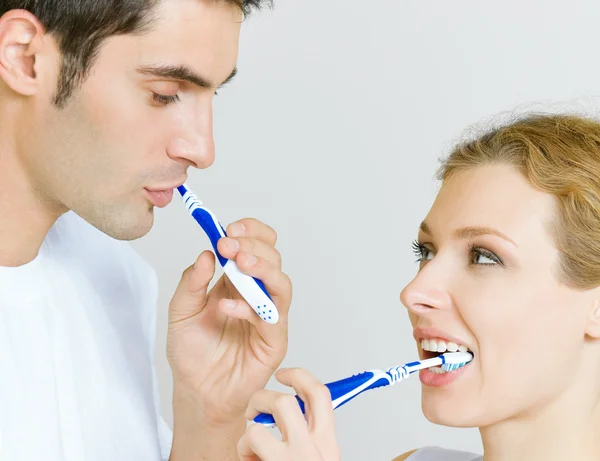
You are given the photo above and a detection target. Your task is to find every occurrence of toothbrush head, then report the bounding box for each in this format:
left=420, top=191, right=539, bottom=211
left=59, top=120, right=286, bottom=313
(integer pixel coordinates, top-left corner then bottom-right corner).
left=440, top=351, right=474, bottom=372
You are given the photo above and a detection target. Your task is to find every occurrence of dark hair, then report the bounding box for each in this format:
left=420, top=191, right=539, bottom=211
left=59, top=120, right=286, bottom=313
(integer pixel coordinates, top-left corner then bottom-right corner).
left=0, top=0, right=272, bottom=107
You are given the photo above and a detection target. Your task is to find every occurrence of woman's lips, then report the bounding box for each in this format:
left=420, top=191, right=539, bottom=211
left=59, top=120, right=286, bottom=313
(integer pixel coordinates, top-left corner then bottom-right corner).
left=419, top=360, right=473, bottom=387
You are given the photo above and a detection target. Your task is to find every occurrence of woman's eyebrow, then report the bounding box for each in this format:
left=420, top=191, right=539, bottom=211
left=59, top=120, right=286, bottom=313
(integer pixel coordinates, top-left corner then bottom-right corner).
left=420, top=221, right=517, bottom=247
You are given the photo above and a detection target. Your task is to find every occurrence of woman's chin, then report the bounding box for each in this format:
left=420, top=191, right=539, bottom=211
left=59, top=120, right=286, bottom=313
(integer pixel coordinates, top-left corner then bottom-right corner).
left=421, top=392, right=482, bottom=428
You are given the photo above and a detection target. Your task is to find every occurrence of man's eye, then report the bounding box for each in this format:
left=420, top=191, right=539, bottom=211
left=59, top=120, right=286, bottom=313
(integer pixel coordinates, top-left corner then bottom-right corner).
left=152, top=93, right=180, bottom=105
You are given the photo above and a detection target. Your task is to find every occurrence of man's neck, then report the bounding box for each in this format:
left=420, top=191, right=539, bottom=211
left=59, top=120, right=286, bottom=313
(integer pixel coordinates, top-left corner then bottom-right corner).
left=0, top=138, right=65, bottom=267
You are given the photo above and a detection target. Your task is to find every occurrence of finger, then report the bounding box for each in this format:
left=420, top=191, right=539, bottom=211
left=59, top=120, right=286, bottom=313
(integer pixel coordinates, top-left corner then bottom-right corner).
left=234, top=252, right=291, bottom=301
left=245, top=390, right=309, bottom=443
left=218, top=273, right=291, bottom=328
left=238, top=424, right=284, bottom=461
left=168, top=251, right=216, bottom=324
left=218, top=298, right=266, bottom=327
left=275, top=368, right=335, bottom=436
left=217, top=237, right=282, bottom=269
left=233, top=252, right=292, bottom=343
left=227, top=218, right=278, bottom=246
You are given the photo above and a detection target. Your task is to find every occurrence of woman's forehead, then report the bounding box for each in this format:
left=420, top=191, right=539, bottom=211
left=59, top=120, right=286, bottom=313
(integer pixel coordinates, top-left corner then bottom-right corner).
left=423, top=165, right=556, bottom=244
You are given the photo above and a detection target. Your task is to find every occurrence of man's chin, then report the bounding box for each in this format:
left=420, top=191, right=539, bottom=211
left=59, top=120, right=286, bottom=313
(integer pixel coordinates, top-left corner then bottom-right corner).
left=82, top=207, right=155, bottom=241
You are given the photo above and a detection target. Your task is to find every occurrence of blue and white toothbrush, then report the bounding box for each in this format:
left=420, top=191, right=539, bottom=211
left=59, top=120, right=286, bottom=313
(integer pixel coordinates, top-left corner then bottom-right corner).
left=254, top=351, right=473, bottom=427
left=176, top=183, right=279, bottom=324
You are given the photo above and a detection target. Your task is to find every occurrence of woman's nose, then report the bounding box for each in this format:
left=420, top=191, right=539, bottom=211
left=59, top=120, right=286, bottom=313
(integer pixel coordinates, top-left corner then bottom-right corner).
left=400, top=265, right=453, bottom=316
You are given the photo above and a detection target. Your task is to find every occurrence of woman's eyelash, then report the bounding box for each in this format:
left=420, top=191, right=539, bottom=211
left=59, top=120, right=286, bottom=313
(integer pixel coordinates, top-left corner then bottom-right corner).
left=152, top=93, right=181, bottom=105
left=411, top=240, right=429, bottom=262
left=410, top=240, right=503, bottom=266
left=466, top=243, right=503, bottom=266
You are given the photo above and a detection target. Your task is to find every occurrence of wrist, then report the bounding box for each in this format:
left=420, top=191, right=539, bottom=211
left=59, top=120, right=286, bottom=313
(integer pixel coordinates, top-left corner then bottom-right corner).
left=171, top=389, right=246, bottom=461
left=172, top=383, right=246, bottom=426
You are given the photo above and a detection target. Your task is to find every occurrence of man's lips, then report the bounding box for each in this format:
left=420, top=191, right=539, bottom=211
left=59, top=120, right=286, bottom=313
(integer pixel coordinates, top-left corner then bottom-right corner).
left=144, top=188, right=174, bottom=208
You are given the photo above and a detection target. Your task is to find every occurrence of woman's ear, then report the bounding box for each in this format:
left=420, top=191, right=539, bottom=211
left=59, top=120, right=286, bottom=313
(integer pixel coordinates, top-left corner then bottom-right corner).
left=584, top=293, right=600, bottom=339
left=0, top=9, right=46, bottom=96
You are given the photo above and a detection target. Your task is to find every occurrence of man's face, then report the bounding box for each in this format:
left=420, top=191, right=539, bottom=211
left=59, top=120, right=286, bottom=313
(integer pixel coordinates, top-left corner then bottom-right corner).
left=18, top=0, right=241, bottom=239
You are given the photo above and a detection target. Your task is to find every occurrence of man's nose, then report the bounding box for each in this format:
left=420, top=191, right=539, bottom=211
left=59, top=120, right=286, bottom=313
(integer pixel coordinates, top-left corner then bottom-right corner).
left=167, top=107, right=215, bottom=169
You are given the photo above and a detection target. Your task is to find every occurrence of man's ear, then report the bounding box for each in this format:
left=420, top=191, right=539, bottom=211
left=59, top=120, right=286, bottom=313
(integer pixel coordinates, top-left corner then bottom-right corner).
left=0, top=9, right=46, bottom=96
left=584, top=291, right=600, bottom=339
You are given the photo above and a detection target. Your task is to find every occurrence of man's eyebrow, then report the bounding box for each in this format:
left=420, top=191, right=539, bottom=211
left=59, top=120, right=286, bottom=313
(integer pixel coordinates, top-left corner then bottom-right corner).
left=419, top=221, right=517, bottom=246
left=136, top=65, right=238, bottom=90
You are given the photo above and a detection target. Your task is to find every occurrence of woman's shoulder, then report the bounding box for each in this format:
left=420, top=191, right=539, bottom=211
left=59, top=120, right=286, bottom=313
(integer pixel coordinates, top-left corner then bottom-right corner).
left=392, top=449, right=418, bottom=460
left=393, top=446, right=482, bottom=461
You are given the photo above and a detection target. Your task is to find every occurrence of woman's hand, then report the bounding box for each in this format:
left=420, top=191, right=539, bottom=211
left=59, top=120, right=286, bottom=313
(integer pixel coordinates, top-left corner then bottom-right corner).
left=238, top=368, right=342, bottom=461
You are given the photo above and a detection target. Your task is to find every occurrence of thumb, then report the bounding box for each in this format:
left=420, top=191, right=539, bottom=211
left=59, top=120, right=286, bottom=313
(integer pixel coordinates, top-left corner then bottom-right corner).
left=169, top=250, right=216, bottom=324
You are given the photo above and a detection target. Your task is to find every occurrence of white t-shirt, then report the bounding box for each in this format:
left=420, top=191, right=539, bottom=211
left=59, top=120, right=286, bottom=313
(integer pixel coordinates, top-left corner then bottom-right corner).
left=407, top=446, right=482, bottom=460
left=0, top=211, right=173, bottom=460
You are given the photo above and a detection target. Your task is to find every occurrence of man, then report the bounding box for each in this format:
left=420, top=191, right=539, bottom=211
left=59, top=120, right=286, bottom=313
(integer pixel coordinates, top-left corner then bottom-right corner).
left=0, top=1, right=292, bottom=460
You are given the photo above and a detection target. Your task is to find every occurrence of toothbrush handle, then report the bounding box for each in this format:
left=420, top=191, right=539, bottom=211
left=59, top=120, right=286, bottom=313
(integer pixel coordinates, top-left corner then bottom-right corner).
left=188, top=206, right=280, bottom=324
left=253, top=371, right=391, bottom=427
left=188, top=205, right=269, bottom=295
left=189, top=207, right=229, bottom=267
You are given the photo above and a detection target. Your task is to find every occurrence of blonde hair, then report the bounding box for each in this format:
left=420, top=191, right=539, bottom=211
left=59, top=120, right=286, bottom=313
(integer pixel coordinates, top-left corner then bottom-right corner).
left=437, top=113, right=600, bottom=290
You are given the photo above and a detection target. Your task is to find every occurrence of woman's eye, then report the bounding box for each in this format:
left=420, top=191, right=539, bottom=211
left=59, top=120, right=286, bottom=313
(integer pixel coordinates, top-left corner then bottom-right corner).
left=411, top=240, right=503, bottom=267
left=473, top=252, right=495, bottom=265
left=151, top=92, right=181, bottom=105
left=470, top=245, right=502, bottom=266
left=411, top=240, right=433, bottom=262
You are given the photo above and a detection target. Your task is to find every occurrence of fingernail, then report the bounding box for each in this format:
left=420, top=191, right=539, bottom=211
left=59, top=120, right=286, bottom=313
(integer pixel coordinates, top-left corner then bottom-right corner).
left=245, top=253, right=257, bottom=266
left=275, top=368, right=290, bottom=375
left=229, top=223, right=246, bottom=237
left=224, top=238, right=239, bottom=252
left=224, top=300, right=237, bottom=310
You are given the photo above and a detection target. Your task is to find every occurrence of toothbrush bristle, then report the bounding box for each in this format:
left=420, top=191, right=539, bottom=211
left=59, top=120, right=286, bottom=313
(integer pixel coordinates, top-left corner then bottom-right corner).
left=441, top=361, right=469, bottom=372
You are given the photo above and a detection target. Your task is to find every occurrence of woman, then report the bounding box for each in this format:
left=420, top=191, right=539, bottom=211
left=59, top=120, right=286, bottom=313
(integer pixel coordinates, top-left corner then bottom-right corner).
left=236, top=113, right=600, bottom=461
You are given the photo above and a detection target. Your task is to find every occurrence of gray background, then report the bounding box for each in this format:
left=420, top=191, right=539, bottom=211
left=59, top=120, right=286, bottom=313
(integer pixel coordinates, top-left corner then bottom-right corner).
left=131, top=0, right=600, bottom=459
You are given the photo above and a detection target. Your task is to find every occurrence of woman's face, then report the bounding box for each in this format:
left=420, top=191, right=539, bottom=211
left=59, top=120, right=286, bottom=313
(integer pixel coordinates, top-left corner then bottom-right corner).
left=400, top=164, right=596, bottom=428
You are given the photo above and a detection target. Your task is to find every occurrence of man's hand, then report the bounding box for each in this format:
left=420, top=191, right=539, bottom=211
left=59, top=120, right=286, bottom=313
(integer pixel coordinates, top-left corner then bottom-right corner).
left=166, top=218, right=292, bottom=460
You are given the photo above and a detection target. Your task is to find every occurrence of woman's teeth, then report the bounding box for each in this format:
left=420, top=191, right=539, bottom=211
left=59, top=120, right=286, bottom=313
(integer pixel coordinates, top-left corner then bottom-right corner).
left=420, top=339, right=471, bottom=374
left=420, top=339, right=469, bottom=353
left=429, top=367, right=449, bottom=374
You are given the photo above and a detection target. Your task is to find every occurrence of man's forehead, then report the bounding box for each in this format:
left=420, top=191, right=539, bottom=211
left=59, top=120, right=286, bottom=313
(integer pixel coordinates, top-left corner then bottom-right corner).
left=150, top=0, right=243, bottom=29
left=126, top=0, right=241, bottom=86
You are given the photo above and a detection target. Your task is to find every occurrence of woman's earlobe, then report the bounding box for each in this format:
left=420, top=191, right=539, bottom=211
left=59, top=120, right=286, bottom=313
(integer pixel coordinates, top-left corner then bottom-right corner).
left=0, top=11, right=44, bottom=96
left=584, top=298, right=600, bottom=339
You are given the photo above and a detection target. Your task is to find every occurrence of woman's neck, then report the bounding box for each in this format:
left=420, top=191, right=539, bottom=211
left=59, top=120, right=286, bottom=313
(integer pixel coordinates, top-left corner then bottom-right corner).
left=479, top=373, right=600, bottom=461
